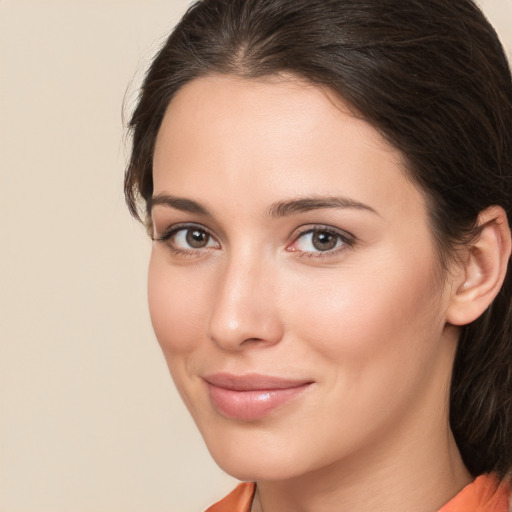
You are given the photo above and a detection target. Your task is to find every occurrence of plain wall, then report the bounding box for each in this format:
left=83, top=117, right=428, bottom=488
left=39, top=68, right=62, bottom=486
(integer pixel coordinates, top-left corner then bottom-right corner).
left=1, top=1, right=511, bottom=511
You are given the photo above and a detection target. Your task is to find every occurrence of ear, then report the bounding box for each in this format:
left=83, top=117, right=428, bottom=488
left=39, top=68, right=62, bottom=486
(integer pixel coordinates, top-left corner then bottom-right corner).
left=446, top=206, right=511, bottom=326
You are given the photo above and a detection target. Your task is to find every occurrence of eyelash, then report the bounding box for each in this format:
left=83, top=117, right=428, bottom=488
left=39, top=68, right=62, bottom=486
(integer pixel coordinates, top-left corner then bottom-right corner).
left=153, top=223, right=355, bottom=259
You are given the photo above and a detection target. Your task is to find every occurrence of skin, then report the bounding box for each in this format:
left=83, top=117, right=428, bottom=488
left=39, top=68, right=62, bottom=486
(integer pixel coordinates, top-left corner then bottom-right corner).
left=149, top=74, right=475, bottom=512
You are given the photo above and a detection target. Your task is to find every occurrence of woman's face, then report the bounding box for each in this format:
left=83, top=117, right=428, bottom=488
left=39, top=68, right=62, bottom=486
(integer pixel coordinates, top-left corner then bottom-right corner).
left=149, top=75, right=460, bottom=481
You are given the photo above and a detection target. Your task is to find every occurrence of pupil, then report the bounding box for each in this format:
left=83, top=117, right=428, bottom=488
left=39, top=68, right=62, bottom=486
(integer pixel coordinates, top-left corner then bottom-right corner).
left=312, top=232, right=336, bottom=251
left=186, top=229, right=208, bottom=248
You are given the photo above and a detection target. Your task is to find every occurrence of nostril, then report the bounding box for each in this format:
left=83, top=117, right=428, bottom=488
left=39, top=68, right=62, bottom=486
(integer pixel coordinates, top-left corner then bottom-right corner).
left=240, top=337, right=266, bottom=346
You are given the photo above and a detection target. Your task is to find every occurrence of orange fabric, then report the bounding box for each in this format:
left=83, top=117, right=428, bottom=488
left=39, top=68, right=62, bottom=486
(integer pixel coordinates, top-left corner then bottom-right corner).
left=205, top=474, right=510, bottom=512
left=438, top=474, right=510, bottom=512
left=204, top=482, right=255, bottom=512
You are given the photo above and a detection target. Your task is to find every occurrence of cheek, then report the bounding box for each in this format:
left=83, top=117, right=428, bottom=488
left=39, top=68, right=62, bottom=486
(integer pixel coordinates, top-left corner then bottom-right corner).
left=286, top=251, right=445, bottom=373
left=279, top=254, right=449, bottom=451
left=147, top=252, right=211, bottom=355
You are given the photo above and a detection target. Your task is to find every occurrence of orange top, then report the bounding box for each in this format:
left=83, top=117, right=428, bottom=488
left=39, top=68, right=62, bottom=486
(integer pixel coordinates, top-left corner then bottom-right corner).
left=205, top=474, right=510, bottom=512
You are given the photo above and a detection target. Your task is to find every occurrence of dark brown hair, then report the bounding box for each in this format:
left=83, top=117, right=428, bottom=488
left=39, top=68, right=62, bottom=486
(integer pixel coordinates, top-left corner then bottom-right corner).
left=125, top=0, right=512, bottom=479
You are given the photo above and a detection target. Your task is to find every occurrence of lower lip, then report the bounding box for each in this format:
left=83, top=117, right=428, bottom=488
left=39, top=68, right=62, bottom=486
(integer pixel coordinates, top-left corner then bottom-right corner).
left=206, top=383, right=311, bottom=421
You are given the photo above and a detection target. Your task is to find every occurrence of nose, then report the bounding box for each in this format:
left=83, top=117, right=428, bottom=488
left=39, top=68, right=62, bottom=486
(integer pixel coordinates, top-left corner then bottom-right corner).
left=208, top=253, right=284, bottom=351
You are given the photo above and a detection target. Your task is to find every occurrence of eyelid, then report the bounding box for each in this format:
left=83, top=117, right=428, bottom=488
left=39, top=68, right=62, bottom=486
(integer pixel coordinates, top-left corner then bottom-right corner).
left=291, top=224, right=355, bottom=241
left=152, top=222, right=215, bottom=242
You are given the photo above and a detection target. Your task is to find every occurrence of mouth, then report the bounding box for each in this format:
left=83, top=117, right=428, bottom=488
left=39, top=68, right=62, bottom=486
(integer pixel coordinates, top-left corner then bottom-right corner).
left=203, top=373, right=314, bottom=421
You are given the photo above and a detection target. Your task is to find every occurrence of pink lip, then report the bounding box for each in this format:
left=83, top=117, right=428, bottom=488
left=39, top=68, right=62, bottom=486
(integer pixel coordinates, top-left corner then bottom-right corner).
left=203, top=373, right=313, bottom=421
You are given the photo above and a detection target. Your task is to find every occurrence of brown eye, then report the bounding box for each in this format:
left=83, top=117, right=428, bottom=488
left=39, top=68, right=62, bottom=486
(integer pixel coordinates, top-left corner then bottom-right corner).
left=157, top=225, right=219, bottom=252
left=185, top=229, right=210, bottom=248
left=290, top=227, right=350, bottom=255
left=311, top=231, right=338, bottom=251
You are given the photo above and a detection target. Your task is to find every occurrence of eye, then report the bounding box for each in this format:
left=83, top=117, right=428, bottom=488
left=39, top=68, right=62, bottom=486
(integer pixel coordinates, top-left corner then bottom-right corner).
left=288, top=226, right=354, bottom=256
left=174, top=227, right=215, bottom=249
left=153, top=224, right=219, bottom=253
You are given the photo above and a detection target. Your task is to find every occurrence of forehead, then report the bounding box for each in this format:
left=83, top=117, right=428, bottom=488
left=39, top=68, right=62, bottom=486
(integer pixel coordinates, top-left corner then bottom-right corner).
left=152, top=74, right=425, bottom=223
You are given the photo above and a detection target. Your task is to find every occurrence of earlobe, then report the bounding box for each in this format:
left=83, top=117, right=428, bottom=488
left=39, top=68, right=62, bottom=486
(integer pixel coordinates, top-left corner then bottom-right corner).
left=446, top=206, right=511, bottom=326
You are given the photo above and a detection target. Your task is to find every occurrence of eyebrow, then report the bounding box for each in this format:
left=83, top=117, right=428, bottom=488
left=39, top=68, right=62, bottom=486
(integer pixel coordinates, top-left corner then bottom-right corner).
left=268, top=196, right=379, bottom=218
left=148, top=193, right=379, bottom=218
left=148, top=194, right=211, bottom=216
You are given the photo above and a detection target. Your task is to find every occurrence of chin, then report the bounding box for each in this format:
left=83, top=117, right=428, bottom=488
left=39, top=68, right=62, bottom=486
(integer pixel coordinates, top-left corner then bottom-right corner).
left=212, top=454, right=302, bottom=482
left=199, top=425, right=322, bottom=483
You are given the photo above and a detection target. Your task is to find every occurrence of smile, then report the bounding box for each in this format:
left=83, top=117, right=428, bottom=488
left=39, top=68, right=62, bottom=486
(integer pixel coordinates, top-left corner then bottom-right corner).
left=203, top=373, right=313, bottom=421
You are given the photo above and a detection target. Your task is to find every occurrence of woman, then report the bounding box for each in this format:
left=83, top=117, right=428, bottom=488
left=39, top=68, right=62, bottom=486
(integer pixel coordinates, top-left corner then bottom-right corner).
left=124, top=0, right=512, bottom=510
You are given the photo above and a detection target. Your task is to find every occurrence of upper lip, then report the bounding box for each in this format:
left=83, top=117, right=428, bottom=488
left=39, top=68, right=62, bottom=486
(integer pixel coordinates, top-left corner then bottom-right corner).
left=203, top=373, right=313, bottom=391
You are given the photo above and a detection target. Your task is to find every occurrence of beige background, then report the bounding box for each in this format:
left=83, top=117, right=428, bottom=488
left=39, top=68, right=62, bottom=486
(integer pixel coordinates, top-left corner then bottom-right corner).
left=0, top=1, right=511, bottom=511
